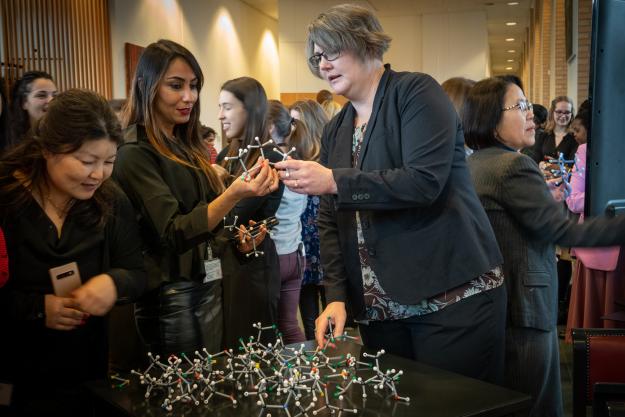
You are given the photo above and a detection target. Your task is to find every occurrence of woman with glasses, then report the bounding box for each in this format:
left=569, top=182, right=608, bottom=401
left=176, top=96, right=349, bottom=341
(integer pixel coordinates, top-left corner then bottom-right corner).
left=465, top=77, right=625, bottom=417
left=528, top=95, right=577, bottom=165
left=276, top=4, right=506, bottom=385
left=8, top=71, right=57, bottom=148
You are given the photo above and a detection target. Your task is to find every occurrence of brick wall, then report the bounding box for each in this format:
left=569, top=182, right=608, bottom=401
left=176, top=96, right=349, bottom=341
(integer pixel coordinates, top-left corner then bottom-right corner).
left=531, top=1, right=543, bottom=104
left=541, top=0, right=552, bottom=106
left=577, top=0, right=592, bottom=105
left=554, top=0, right=567, bottom=97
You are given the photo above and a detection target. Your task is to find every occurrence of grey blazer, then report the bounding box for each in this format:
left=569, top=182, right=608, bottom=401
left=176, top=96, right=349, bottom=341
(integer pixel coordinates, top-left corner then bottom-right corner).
left=468, top=146, right=625, bottom=330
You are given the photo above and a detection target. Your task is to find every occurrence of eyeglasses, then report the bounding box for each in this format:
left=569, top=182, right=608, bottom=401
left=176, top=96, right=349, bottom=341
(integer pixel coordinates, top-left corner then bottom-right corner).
left=308, top=50, right=341, bottom=67
left=554, top=110, right=572, bottom=115
left=502, top=99, right=533, bottom=113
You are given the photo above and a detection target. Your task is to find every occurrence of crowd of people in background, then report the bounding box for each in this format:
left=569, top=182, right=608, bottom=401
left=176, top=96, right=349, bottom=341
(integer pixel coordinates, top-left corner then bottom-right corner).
left=1, top=4, right=624, bottom=417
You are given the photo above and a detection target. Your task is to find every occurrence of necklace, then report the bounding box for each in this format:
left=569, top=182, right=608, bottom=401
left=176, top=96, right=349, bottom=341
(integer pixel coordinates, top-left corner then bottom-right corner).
left=45, top=195, right=75, bottom=218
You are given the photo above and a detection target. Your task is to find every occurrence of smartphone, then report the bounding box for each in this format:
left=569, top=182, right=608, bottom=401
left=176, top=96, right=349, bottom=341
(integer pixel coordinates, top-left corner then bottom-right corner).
left=49, top=262, right=82, bottom=297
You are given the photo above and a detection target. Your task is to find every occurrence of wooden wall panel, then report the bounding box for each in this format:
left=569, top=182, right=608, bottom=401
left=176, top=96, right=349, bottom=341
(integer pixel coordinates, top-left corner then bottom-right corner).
left=280, top=92, right=348, bottom=107
left=0, top=0, right=113, bottom=98
left=124, top=43, right=145, bottom=97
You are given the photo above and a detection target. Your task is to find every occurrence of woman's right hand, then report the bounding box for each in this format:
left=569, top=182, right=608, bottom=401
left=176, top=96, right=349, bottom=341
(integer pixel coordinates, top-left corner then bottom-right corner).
left=44, top=294, right=87, bottom=331
left=315, top=301, right=347, bottom=349
left=227, top=158, right=279, bottom=199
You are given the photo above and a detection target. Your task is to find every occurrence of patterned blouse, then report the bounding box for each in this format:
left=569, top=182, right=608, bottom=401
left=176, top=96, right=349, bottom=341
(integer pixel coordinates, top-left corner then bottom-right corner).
left=301, top=195, right=323, bottom=286
left=351, top=124, right=504, bottom=321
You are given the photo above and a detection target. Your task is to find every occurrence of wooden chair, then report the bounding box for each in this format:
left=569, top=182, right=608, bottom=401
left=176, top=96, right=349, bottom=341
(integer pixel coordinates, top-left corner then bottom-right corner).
left=573, top=328, right=625, bottom=417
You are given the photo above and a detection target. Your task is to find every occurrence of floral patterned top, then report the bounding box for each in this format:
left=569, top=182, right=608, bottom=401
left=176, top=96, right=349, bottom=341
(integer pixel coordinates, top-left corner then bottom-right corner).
left=301, top=195, right=322, bottom=286
left=351, top=124, right=504, bottom=321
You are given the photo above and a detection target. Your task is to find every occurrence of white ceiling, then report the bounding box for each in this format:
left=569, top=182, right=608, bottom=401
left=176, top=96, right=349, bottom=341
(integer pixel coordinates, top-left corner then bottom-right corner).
left=241, top=0, right=532, bottom=76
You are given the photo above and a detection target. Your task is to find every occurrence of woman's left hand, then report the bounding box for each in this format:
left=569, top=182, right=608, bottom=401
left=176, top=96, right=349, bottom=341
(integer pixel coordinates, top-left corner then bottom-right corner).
left=72, top=274, right=117, bottom=316
left=274, top=159, right=337, bottom=195
left=228, top=158, right=279, bottom=199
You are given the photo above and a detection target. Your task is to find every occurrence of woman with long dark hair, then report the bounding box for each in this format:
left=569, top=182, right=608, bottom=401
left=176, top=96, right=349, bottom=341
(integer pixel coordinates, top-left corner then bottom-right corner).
left=8, top=71, right=57, bottom=147
left=218, top=77, right=285, bottom=347
left=114, top=40, right=277, bottom=356
left=0, top=89, right=146, bottom=416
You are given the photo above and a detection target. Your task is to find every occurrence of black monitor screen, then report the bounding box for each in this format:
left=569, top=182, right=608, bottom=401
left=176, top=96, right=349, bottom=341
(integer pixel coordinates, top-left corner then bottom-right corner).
left=585, top=0, right=625, bottom=217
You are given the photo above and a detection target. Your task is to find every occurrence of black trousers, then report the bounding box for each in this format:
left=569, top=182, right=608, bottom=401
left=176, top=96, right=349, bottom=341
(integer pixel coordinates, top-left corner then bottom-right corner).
left=359, top=284, right=506, bottom=385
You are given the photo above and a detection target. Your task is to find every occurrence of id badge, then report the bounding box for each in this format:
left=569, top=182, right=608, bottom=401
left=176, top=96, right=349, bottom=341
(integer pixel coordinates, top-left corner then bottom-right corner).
left=203, top=243, right=222, bottom=284
left=203, top=259, right=222, bottom=283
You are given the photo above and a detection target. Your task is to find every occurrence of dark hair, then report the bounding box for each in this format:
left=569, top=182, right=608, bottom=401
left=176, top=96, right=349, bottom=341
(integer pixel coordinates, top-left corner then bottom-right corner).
left=123, top=39, right=224, bottom=193
left=220, top=77, right=269, bottom=175
left=289, top=100, right=327, bottom=161
left=0, top=77, right=9, bottom=151
left=316, top=89, right=333, bottom=104
left=532, top=103, right=548, bottom=127
left=496, top=74, right=524, bottom=92
left=578, top=99, right=590, bottom=114
left=306, top=4, right=391, bottom=78
left=573, top=109, right=591, bottom=133
left=0, top=89, right=122, bottom=228
left=441, top=77, right=475, bottom=120
left=463, top=77, right=514, bottom=150
left=8, top=71, right=55, bottom=147
left=200, top=125, right=216, bottom=139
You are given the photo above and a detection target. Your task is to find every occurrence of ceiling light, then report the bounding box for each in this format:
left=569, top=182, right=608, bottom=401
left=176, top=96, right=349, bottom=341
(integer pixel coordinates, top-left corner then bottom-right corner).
left=505, top=67, right=513, bottom=70
left=507, top=2, right=519, bottom=5
left=507, top=49, right=516, bottom=53
left=507, top=59, right=514, bottom=62
left=506, top=38, right=515, bottom=42
left=506, top=22, right=517, bottom=26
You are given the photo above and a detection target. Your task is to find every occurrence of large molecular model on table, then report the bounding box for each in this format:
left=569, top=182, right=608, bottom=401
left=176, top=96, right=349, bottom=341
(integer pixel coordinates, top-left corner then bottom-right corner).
left=131, top=321, right=410, bottom=415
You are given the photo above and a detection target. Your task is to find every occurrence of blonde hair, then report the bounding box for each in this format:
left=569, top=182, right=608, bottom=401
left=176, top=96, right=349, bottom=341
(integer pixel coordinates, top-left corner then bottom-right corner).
left=441, top=77, right=475, bottom=120
left=290, top=100, right=328, bottom=145
left=321, top=100, right=342, bottom=119
left=544, top=96, right=575, bottom=134
left=268, top=100, right=319, bottom=162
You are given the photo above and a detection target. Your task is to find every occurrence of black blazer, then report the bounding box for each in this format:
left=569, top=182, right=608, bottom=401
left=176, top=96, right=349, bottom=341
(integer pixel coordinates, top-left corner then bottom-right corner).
left=318, top=65, right=503, bottom=318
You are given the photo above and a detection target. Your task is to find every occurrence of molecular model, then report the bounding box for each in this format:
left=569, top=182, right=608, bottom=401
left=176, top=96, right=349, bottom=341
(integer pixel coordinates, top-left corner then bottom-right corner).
left=224, top=137, right=297, bottom=182
left=131, top=320, right=410, bottom=415
left=547, top=152, right=583, bottom=198
left=223, top=215, right=279, bottom=258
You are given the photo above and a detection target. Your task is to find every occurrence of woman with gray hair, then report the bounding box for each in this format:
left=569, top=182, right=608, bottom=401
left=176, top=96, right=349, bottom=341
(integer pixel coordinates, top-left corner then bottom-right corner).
left=275, top=4, right=505, bottom=383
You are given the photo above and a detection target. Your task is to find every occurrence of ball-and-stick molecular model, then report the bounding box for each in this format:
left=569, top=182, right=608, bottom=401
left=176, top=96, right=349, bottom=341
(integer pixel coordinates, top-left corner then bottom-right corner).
left=130, top=320, right=410, bottom=415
